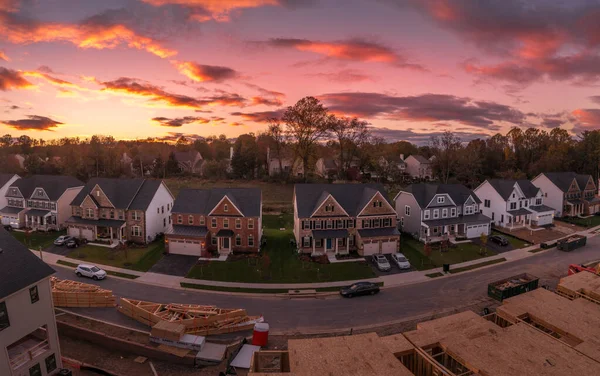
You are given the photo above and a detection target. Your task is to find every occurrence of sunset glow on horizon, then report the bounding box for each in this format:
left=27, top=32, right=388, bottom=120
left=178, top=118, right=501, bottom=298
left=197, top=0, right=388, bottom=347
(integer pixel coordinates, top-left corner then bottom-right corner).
left=1, top=0, right=599, bottom=143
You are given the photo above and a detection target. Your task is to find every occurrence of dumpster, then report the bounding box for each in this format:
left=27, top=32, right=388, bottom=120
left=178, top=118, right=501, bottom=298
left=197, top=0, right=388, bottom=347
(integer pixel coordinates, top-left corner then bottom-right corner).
left=487, top=273, right=539, bottom=302
left=557, top=234, right=587, bottom=252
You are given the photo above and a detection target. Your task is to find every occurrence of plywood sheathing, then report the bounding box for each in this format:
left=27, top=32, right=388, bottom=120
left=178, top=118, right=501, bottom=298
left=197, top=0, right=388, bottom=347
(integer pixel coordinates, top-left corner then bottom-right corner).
left=498, top=288, right=600, bottom=361
left=286, top=333, right=414, bottom=376
left=380, top=333, right=415, bottom=356
left=558, top=271, right=600, bottom=302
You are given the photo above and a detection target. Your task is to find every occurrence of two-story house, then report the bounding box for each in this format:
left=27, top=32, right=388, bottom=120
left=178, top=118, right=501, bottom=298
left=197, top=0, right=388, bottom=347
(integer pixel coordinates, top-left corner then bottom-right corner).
left=315, top=158, right=338, bottom=178
left=404, top=155, right=433, bottom=180
left=0, top=174, right=20, bottom=218
left=0, top=229, right=62, bottom=376
left=532, top=172, right=600, bottom=217
left=395, top=183, right=491, bottom=242
left=294, top=184, right=400, bottom=256
left=66, top=178, right=174, bottom=244
left=165, top=188, right=262, bottom=256
left=0, top=175, right=83, bottom=231
left=474, top=179, right=555, bottom=228
left=174, top=150, right=203, bottom=174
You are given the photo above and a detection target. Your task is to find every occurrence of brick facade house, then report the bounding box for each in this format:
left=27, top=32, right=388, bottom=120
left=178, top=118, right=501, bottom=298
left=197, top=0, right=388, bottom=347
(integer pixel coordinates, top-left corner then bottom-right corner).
left=294, top=184, right=400, bottom=256
left=165, top=188, right=262, bottom=257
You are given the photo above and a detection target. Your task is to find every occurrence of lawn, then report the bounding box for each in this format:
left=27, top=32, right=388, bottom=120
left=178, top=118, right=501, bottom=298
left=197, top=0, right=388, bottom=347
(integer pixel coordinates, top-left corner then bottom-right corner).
left=12, top=230, right=66, bottom=250
left=66, top=241, right=165, bottom=271
left=491, top=230, right=529, bottom=249
left=400, top=236, right=498, bottom=270
left=186, top=214, right=376, bottom=284
left=558, top=216, right=600, bottom=228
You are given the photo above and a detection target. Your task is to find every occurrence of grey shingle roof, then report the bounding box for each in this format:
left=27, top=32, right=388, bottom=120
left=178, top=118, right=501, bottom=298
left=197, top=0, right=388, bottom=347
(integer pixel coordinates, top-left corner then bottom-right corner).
left=528, top=205, right=554, bottom=213
left=10, top=174, right=83, bottom=201
left=0, top=173, right=17, bottom=188
left=71, top=178, right=164, bottom=210
left=422, top=213, right=491, bottom=227
left=172, top=188, right=262, bottom=217
left=402, top=183, right=481, bottom=208
left=487, top=179, right=539, bottom=200
left=357, top=228, right=400, bottom=238
left=312, top=229, right=349, bottom=239
left=409, top=155, right=431, bottom=164
left=542, top=172, right=593, bottom=192
left=65, top=216, right=126, bottom=228
left=294, top=183, right=390, bottom=218
left=168, top=225, right=208, bottom=237
left=174, top=150, right=201, bottom=163
left=0, top=206, right=25, bottom=214
left=0, top=227, right=54, bottom=299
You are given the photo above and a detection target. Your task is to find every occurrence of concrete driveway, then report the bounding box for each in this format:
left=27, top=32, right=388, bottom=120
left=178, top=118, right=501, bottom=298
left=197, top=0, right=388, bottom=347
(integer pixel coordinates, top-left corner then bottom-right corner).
left=149, top=254, right=198, bottom=276
left=366, top=254, right=415, bottom=276
left=45, top=244, right=74, bottom=256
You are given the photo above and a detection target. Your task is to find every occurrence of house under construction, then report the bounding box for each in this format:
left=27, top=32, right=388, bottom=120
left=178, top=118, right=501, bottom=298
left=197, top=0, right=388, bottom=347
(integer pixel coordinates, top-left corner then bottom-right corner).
left=249, top=271, right=600, bottom=376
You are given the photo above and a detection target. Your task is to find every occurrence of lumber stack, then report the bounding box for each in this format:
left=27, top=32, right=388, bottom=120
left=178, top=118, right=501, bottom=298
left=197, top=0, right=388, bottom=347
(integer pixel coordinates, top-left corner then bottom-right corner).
left=51, top=277, right=116, bottom=307
left=557, top=271, right=600, bottom=303
left=118, top=298, right=263, bottom=336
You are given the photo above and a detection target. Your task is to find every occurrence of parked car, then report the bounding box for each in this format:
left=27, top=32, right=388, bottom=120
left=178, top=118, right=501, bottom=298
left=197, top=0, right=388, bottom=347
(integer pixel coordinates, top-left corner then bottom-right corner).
left=75, top=264, right=107, bottom=280
left=3, top=225, right=12, bottom=231
left=66, top=238, right=81, bottom=248
left=339, top=282, right=380, bottom=298
left=54, top=235, right=73, bottom=246
left=391, top=253, right=411, bottom=269
left=371, top=254, right=391, bottom=271
left=489, top=235, right=509, bottom=246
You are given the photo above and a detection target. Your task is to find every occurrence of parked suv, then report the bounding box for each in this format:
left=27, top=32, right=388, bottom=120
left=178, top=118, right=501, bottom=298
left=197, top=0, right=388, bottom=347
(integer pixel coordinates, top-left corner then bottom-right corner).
left=371, top=254, right=391, bottom=271
left=54, top=235, right=73, bottom=246
left=75, top=264, right=107, bottom=280
left=489, top=235, right=509, bottom=246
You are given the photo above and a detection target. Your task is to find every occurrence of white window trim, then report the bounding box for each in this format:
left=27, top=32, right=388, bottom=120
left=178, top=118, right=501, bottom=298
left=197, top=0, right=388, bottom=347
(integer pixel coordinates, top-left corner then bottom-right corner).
left=405, top=205, right=411, bottom=216
left=437, top=197, right=444, bottom=203
left=424, top=210, right=430, bottom=220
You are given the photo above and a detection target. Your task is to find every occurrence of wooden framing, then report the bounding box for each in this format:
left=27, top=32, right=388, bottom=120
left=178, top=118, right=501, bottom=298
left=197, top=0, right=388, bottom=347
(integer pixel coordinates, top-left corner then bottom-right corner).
left=50, top=277, right=116, bottom=307
left=117, top=298, right=262, bottom=336
left=557, top=271, right=600, bottom=304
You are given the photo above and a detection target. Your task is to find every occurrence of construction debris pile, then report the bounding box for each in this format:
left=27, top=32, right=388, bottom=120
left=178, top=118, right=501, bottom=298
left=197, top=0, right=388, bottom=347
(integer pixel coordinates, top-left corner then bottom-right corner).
left=118, top=298, right=263, bottom=336
left=51, top=277, right=116, bottom=307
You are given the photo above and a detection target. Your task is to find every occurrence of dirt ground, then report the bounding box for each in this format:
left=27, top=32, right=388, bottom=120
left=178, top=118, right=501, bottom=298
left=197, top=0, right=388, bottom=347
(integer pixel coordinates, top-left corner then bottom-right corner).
left=499, top=222, right=585, bottom=244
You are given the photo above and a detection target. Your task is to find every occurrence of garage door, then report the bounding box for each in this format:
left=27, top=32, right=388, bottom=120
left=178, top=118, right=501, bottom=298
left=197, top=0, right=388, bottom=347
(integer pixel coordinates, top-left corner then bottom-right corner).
left=381, top=240, right=397, bottom=254
left=169, top=239, right=201, bottom=256
left=363, top=241, right=379, bottom=256
left=537, top=214, right=553, bottom=226
left=1, top=216, right=11, bottom=225
left=69, top=227, right=94, bottom=240
left=466, top=224, right=489, bottom=239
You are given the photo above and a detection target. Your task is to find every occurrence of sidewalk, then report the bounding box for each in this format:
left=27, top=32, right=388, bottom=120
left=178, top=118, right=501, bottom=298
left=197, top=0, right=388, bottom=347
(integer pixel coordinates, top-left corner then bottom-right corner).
left=34, top=225, right=600, bottom=292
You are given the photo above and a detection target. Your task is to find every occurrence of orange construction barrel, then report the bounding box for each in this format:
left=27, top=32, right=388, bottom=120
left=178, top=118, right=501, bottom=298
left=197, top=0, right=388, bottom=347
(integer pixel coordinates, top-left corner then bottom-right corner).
left=252, top=323, right=269, bottom=346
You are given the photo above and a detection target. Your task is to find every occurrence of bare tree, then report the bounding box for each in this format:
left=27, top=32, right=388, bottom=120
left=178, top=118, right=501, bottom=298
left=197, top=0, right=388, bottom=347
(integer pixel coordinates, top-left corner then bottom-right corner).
left=330, top=117, right=369, bottom=178
left=283, top=97, right=333, bottom=179
left=266, top=119, right=287, bottom=176
left=430, top=131, right=461, bottom=183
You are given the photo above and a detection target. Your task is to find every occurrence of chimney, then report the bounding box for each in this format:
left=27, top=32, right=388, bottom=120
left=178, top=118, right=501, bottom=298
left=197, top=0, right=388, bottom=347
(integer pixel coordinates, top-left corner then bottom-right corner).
left=400, top=154, right=404, bottom=161
left=230, top=146, right=234, bottom=160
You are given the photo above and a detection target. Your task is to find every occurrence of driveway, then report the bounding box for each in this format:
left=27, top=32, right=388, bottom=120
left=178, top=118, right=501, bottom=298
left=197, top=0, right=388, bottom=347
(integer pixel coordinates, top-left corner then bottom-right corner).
left=366, top=254, right=415, bottom=276
left=45, top=244, right=74, bottom=256
left=501, top=223, right=585, bottom=244
left=149, top=254, right=199, bottom=276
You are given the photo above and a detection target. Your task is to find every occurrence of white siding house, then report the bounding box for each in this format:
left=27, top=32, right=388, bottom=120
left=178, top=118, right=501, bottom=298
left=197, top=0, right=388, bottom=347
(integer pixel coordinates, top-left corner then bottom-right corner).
left=0, top=174, right=19, bottom=210
left=145, top=182, right=174, bottom=242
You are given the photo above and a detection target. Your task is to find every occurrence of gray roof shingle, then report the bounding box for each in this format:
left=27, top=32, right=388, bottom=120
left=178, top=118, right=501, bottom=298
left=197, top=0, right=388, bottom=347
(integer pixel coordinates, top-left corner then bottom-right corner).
left=0, top=173, right=17, bottom=189
left=542, top=172, right=594, bottom=192
left=409, top=155, right=431, bottom=164
left=294, top=183, right=390, bottom=218
left=0, top=228, right=54, bottom=298
left=10, top=174, right=83, bottom=200
left=487, top=179, right=540, bottom=200
left=172, top=188, right=262, bottom=217
left=71, top=178, right=164, bottom=210
left=402, top=183, right=481, bottom=208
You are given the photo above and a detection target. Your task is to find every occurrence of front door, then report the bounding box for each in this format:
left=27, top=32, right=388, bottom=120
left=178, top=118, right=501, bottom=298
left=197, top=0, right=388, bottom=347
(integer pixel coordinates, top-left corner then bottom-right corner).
left=326, top=238, right=332, bottom=250
left=223, top=237, right=230, bottom=249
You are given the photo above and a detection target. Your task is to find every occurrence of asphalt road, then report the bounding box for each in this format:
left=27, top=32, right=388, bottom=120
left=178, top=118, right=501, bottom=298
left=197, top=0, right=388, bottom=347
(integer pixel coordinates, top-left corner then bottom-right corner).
left=53, top=236, right=600, bottom=334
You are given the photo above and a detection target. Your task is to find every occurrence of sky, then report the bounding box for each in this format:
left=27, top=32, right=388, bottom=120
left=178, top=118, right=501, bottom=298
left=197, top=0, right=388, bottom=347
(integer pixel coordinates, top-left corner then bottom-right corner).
left=1, top=0, right=600, bottom=144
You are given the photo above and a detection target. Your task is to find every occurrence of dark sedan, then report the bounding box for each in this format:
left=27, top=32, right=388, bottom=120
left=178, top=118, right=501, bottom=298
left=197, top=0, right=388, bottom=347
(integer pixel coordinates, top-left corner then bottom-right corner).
left=489, top=235, right=509, bottom=246
left=339, top=282, right=380, bottom=298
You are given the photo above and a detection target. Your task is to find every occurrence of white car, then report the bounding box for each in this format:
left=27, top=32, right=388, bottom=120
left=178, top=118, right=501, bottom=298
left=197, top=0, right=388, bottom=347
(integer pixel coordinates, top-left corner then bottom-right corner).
left=54, top=235, right=73, bottom=246
left=75, top=264, right=107, bottom=280
left=371, top=254, right=391, bottom=271
left=391, top=253, right=411, bottom=269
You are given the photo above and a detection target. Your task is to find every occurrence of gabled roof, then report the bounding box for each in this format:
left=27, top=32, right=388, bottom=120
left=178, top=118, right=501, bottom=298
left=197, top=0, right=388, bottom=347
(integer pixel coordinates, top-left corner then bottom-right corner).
left=408, top=155, right=431, bottom=164
left=401, top=183, right=480, bottom=208
left=0, top=173, right=17, bottom=188
left=575, top=174, right=593, bottom=190
left=71, top=178, right=165, bottom=210
left=9, top=174, right=83, bottom=200
left=174, top=150, right=201, bottom=163
left=172, top=188, right=261, bottom=217
left=486, top=179, right=540, bottom=200
left=0, top=227, right=54, bottom=298
left=540, top=172, right=595, bottom=192
left=295, top=183, right=389, bottom=218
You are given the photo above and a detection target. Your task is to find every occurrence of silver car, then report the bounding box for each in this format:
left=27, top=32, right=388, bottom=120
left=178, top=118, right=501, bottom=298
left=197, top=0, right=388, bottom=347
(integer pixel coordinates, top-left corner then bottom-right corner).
left=75, top=264, right=107, bottom=280
left=391, top=253, right=411, bottom=269
left=371, top=254, right=391, bottom=271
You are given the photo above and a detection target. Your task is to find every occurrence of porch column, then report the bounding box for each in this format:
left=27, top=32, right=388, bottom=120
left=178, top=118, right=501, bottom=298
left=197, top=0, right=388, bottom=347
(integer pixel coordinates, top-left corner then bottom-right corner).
left=347, top=236, right=350, bottom=251
left=335, top=238, right=339, bottom=254
left=110, top=227, right=113, bottom=240
left=312, top=238, right=315, bottom=253
left=218, top=238, right=221, bottom=252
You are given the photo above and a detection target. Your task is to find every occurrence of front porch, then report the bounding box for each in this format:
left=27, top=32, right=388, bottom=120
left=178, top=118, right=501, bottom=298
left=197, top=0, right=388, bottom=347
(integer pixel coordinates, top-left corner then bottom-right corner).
left=420, top=214, right=491, bottom=242
left=565, top=199, right=584, bottom=217
left=309, top=229, right=350, bottom=256
left=25, top=209, right=57, bottom=231
left=420, top=223, right=465, bottom=243
left=65, top=216, right=126, bottom=245
left=215, top=229, right=234, bottom=255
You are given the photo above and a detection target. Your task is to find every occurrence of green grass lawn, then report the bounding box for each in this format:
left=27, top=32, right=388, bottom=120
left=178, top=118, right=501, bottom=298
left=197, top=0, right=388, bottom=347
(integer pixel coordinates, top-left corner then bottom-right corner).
left=558, top=216, right=600, bottom=228
left=67, top=241, right=165, bottom=271
left=491, top=230, right=529, bottom=249
left=186, top=214, right=376, bottom=284
left=401, top=236, right=498, bottom=270
left=12, top=230, right=66, bottom=250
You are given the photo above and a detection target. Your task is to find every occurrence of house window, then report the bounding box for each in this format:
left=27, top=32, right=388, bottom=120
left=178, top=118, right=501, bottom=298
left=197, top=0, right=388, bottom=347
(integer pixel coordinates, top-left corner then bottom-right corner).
left=86, top=208, right=94, bottom=218
left=424, top=210, right=430, bottom=219
left=212, top=218, right=217, bottom=228
left=157, top=208, right=160, bottom=214
left=536, top=198, right=542, bottom=206
left=177, top=215, right=182, bottom=224
left=167, top=203, right=170, bottom=211
left=200, top=216, right=205, bottom=225
left=223, top=219, right=229, bottom=228
left=400, top=217, right=404, bottom=227
left=383, top=218, right=392, bottom=227
left=374, top=218, right=381, bottom=228
left=36, top=189, right=44, bottom=197
left=131, top=226, right=141, bottom=237
left=29, top=363, right=41, bottom=376
left=236, top=234, right=241, bottom=246
left=348, top=219, right=354, bottom=228
left=349, top=236, right=355, bottom=246
left=248, top=235, right=254, bottom=247
left=326, top=220, right=332, bottom=229
left=451, top=207, right=456, bottom=217
left=433, top=209, right=439, bottom=219
left=442, top=209, right=448, bottom=218
left=161, top=206, right=164, bottom=214
left=236, top=219, right=241, bottom=229
left=248, top=219, right=254, bottom=229
left=315, top=221, right=322, bottom=229
left=303, top=236, right=311, bottom=247
left=118, top=211, right=123, bottom=220
left=101, top=211, right=106, bottom=218
left=405, top=206, right=411, bottom=216
left=163, top=218, right=166, bottom=227
left=132, top=211, right=140, bottom=220
left=465, top=205, right=474, bottom=215
left=437, top=197, right=444, bottom=203
left=484, top=199, right=490, bottom=208
left=45, top=354, right=57, bottom=373
left=0, top=301, right=9, bottom=331
left=510, top=202, right=517, bottom=210
left=188, top=215, right=194, bottom=225
left=29, top=286, right=39, bottom=304
left=224, top=204, right=229, bottom=212
left=302, top=220, right=309, bottom=230
left=336, top=219, right=343, bottom=228
left=363, top=219, right=370, bottom=228
left=212, top=233, right=217, bottom=245
left=110, top=211, right=114, bottom=219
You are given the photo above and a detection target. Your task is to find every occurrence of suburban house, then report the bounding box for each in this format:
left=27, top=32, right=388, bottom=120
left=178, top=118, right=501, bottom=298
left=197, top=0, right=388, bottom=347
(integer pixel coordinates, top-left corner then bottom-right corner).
left=0, top=175, right=84, bottom=231
left=268, top=157, right=304, bottom=177
left=0, top=229, right=62, bottom=376
left=532, top=172, right=600, bottom=217
left=165, top=188, right=262, bottom=257
left=174, top=150, right=203, bottom=174
left=395, top=183, right=491, bottom=242
left=404, top=155, right=434, bottom=180
left=66, top=178, right=174, bottom=244
left=315, top=158, right=338, bottom=178
left=7, top=154, right=25, bottom=170
left=293, top=184, right=400, bottom=256
left=474, top=179, right=555, bottom=228
left=0, top=174, right=19, bottom=210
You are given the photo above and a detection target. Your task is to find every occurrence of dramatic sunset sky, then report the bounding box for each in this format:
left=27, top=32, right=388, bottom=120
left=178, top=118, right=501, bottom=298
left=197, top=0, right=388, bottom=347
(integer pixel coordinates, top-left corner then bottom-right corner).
left=1, top=0, right=600, bottom=143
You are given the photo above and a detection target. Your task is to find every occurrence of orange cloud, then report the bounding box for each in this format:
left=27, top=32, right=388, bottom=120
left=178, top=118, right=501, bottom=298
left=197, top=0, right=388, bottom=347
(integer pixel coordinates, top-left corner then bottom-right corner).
left=0, top=50, right=9, bottom=61
left=142, top=0, right=279, bottom=21
left=152, top=116, right=211, bottom=127
left=0, top=67, right=34, bottom=91
left=572, top=109, right=600, bottom=130
left=250, top=96, right=283, bottom=106
left=0, top=115, right=63, bottom=131
left=172, top=61, right=239, bottom=82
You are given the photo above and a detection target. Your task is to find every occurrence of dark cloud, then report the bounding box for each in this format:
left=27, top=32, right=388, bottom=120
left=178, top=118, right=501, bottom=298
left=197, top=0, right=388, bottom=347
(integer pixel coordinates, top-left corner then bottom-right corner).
left=231, top=109, right=285, bottom=123
left=250, top=96, right=284, bottom=106
left=318, top=92, right=526, bottom=129
left=590, top=96, right=600, bottom=105
left=0, top=67, right=33, bottom=91
left=369, top=127, right=489, bottom=145
left=1, top=115, right=62, bottom=131
left=37, top=65, right=54, bottom=74
left=152, top=116, right=211, bottom=127
left=173, top=61, right=239, bottom=82
left=156, top=132, right=205, bottom=142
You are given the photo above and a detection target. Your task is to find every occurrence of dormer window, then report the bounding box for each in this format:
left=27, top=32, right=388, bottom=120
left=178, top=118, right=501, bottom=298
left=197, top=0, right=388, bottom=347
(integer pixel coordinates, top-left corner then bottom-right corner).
left=36, top=189, right=44, bottom=197
left=437, top=197, right=444, bottom=204
left=325, top=204, right=334, bottom=212
left=96, top=190, right=100, bottom=197
left=224, top=204, right=229, bottom=212
left=372, top=200, right=383, bottom=208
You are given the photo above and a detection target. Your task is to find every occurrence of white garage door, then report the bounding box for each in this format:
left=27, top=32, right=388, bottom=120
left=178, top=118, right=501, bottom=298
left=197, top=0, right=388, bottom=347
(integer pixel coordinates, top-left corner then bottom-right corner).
left=381, top=240, right=397, bottom=254
left=169, top=239, right=201, bottom=256
left=363, top=241, right=379, bottom=256
left=69, top=227, right=94, bottom=240
left=466, top=224, right=489, bottom=239
left=537, top=214, right=553, bottom=226
left=1, top=216, right=11, bottom=225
